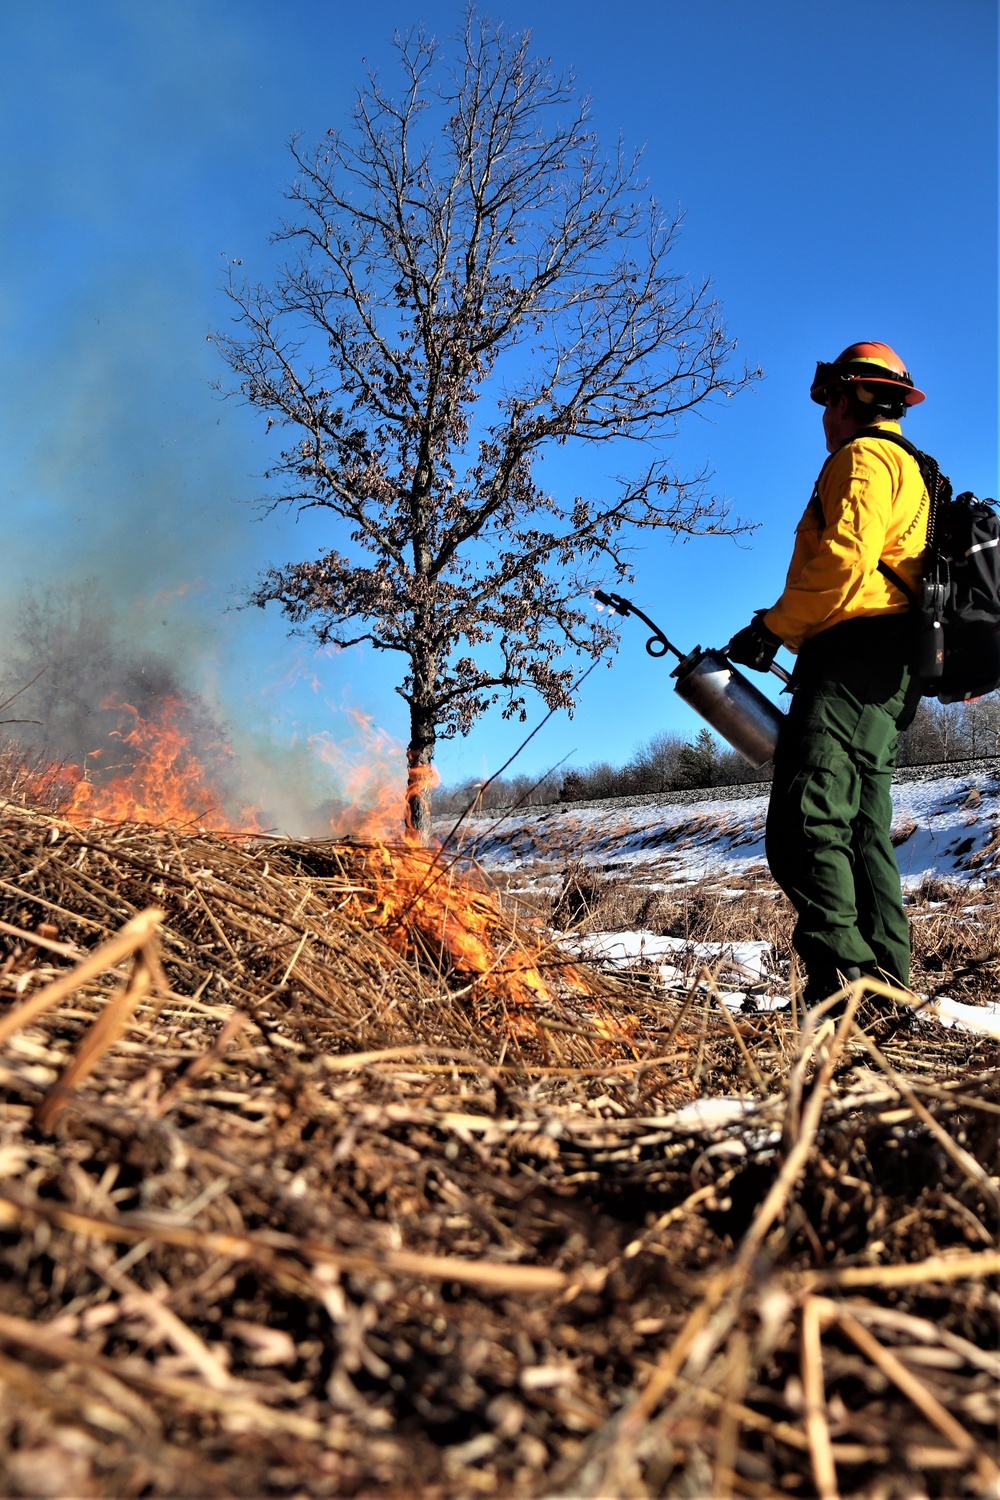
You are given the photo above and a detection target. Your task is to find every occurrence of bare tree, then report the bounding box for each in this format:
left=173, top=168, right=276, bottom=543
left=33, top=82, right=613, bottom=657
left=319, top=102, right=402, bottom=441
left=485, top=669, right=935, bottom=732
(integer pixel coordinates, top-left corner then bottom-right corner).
left=437, top=769, right=564, bottom=811
left=957, top=697, right=1000, bottom=759
left=217, top=11, right=757, bottom=836
left=626, top=730, right=686, bottom=792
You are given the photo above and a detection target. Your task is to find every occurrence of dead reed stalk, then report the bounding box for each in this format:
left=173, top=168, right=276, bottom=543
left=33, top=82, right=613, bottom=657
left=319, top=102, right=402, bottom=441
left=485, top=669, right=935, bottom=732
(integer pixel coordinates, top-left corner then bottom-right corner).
left=0, top=805, right=995, bottom=1495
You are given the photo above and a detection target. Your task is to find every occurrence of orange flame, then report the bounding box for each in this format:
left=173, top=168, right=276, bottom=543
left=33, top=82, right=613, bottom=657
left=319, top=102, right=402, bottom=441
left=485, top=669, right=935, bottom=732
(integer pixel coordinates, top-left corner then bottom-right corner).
left=352, top=843, right=564, bottom=1010
left=146, top=580, right=202, bottom=609
left=309, top=712, right=636, bottom=1038
left=14, top=691, right=636, bottom=1049
left=25, top=696, right=260, bottom=833
left=404, top=760, right=439, bottom=842
left=345, top=842, right=639, bottom=1054
left=313, top=709, right=439, bottom=843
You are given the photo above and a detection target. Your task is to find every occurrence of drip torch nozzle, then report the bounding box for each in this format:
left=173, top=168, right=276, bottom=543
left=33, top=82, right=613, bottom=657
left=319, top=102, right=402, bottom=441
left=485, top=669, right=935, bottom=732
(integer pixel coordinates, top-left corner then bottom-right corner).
left=593, top=590, right=682, bottom=661
left=593, top=589, right=631, bottom=616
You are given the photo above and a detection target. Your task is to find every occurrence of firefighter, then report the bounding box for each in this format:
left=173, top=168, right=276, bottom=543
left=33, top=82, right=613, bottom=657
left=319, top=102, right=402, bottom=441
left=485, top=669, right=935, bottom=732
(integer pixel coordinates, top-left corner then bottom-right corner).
left=727, top=342, right=927, bottom=1008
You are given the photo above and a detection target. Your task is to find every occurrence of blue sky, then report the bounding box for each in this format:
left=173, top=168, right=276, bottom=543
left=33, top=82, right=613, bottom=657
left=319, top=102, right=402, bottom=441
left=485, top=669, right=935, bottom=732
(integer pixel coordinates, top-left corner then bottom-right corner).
left=0, top=0, right=995, bottom=811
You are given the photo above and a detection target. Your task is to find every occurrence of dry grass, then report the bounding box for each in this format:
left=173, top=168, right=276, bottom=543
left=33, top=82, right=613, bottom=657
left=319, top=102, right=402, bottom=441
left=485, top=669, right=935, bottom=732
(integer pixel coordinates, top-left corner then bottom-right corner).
left=551, top=866, right=791, bottom=945
left=908, top=880, right=1000, bottom=1008
left=0, top=736, right=77, bottom=814
left=0, top=804, right=996, bottom=1496
left=541, top=864, right=1000, bottom=1012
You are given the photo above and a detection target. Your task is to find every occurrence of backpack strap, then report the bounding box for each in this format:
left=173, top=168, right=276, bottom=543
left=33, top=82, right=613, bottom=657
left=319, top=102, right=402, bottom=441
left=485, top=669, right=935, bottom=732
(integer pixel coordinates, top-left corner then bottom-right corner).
left=833, top=427, right=946, bottom=605
left=811, top=428, right=944, bottom=555
left=849, top=425, right=945, bottom=552
left=877, top=557, right=918, bottom=605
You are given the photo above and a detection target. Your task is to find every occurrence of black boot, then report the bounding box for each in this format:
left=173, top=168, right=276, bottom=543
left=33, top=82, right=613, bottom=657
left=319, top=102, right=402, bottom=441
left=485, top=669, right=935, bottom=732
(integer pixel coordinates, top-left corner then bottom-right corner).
left=803, top=964, right=915, bottom=1033
left=857, top=968, right=916, bottom=1034
left=802, top=964, right=862, bottom=1011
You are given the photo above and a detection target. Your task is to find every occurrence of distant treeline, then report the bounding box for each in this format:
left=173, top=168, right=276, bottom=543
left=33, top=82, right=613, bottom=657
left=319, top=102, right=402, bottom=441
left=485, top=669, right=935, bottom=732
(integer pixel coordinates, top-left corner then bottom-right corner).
left=438, top=696, right=1000, bottom=812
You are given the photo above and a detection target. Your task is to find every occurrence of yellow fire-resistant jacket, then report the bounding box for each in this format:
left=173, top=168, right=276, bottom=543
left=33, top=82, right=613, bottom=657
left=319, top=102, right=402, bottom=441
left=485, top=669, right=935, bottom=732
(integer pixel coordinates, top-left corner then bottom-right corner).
left=762, top=421, right=928, bottom=653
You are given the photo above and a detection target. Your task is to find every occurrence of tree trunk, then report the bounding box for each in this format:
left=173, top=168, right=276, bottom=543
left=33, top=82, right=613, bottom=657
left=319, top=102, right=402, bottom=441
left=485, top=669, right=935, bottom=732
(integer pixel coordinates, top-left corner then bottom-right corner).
left=405, top=705, right=436, bottom=842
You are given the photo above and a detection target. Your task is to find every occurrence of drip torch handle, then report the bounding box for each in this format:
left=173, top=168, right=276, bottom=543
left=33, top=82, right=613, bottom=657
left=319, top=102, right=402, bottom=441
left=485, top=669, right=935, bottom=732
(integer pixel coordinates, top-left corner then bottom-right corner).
left=593, top=590, right=683, bottom=660
left=769, top=662, right=792, bottom=685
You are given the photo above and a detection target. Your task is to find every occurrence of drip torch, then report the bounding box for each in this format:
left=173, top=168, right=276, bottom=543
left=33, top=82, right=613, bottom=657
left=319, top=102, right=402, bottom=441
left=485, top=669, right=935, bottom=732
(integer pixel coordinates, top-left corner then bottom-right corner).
left=594, top=590, right=792, bottom=767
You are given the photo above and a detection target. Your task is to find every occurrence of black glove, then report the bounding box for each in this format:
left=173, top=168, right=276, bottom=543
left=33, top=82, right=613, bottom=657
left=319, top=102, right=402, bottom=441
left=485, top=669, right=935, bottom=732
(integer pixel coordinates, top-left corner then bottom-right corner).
left=726, top=611, right=782, bottom=673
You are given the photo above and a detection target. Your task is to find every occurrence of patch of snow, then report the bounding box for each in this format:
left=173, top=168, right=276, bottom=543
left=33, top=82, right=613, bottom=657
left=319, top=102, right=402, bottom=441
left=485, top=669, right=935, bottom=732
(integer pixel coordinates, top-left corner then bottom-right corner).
left=924, top=996, right=1000, bottom=1038
left=663, top=1097, right=759, bottom=1132
left=447, top=769, right=1000, bottom=889
left=560, top=929, right=772, bottom=983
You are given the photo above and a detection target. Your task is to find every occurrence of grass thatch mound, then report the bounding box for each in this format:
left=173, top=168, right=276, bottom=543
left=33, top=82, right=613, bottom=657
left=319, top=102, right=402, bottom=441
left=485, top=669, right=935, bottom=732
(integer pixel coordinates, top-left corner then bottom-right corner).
left=0, top=803, right=997, bottom=1497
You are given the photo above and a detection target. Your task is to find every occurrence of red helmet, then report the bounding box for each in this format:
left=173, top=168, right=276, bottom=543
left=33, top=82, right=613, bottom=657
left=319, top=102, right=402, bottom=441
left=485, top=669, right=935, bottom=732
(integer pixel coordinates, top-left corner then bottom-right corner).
left=810, top=341, right=925, bottom=406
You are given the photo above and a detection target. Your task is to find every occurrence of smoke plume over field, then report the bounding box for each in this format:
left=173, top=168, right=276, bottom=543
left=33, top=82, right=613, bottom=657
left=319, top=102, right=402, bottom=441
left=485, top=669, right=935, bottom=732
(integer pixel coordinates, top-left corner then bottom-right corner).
left=0, top=11, right=400, bottom=834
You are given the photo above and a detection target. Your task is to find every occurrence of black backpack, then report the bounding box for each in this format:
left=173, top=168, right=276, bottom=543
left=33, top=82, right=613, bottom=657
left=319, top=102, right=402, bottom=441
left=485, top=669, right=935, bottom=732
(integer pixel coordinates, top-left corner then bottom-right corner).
left=863, top=429, right=1000, bottom=703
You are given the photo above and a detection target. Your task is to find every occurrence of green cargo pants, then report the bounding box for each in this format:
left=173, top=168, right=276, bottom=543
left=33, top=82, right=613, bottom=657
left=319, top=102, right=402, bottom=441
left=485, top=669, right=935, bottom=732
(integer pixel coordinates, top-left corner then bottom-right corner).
left=765, top=617, right=922, bottom=995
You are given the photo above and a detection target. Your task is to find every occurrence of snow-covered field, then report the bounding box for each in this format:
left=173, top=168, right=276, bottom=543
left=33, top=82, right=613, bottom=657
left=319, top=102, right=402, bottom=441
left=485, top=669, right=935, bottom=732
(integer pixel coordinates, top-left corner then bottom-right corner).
left=448, top=767, right=999, bottom=888
left=441, top=766, right=1000, bottom=1037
